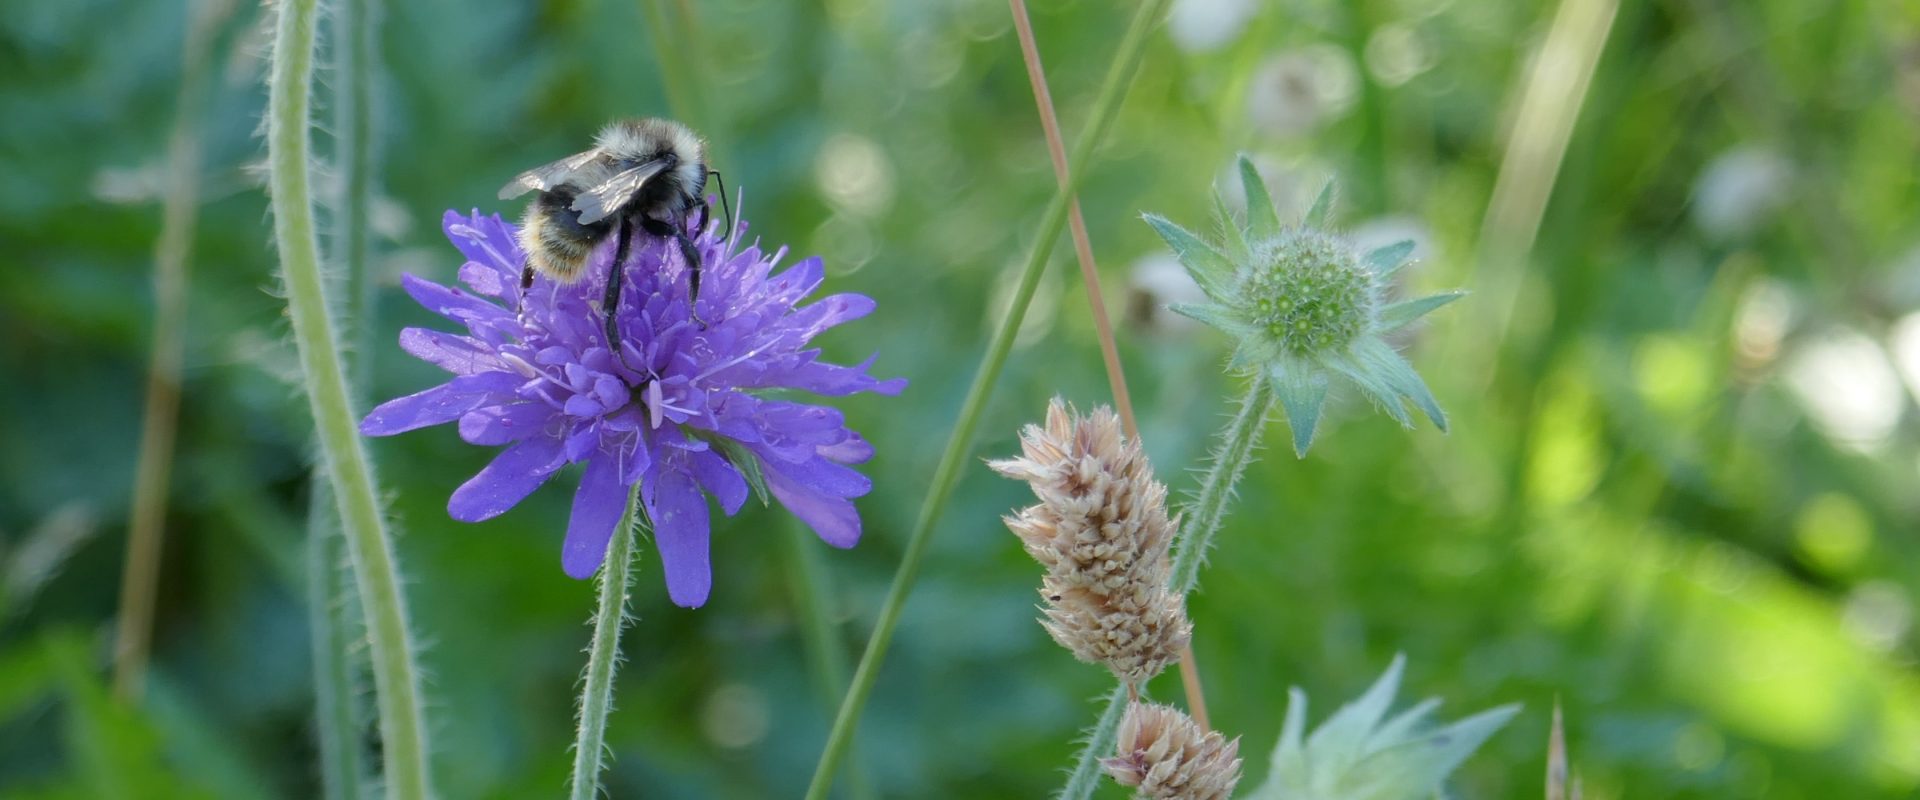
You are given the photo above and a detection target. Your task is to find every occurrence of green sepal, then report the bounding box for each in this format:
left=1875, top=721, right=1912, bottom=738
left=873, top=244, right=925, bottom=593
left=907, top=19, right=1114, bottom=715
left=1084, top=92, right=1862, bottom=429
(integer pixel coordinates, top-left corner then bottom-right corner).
left=1378, top=291, right=1464, bottom=332
left=1211, top=191, right=1251, bottom=263
left=1271, top=366, right=1329, bottom=458
left=1145, top=214, right=1238, bottom=303
left=1238, top=155, right=1281, bottom=240
left=1355, top=338, right=1446, bottom=431
left=1305, top=180, right=1334, bottom=228
left=1364, top=240, right=1415, bottom=278
left=709, top=436, right=772, bottom=507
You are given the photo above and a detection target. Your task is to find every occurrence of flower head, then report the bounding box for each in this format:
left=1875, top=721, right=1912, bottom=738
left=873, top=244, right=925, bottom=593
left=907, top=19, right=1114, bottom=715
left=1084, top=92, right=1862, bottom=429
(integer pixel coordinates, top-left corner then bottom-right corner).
left=989, top=400, right=1190, bottom=688
left=1144, top=156, right=1462, bottom=457
left=1103, top=701, right=1243, bottom=800
left=361, top=208, right=904, bottom=607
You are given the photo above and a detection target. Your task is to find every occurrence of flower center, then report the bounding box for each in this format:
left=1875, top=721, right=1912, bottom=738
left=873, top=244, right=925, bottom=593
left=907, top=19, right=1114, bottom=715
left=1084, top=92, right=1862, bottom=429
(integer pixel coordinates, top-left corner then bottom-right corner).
left=1243, top=231, right=1374, bottom=356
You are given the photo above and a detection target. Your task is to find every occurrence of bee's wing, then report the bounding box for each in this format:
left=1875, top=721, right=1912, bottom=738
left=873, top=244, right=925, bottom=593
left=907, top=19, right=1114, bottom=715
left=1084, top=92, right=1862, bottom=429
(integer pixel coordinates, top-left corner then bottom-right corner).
left=570, top=158, right=673, bottom=225
left=497, top=149, right=604, bottom=200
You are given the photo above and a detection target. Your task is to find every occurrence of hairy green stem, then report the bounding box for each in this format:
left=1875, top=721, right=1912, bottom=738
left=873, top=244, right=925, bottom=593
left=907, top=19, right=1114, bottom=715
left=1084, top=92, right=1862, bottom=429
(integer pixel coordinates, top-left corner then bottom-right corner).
left=308, top=485, right=367, bottom=800
left=267, top=0, right=431, bottom=796
left=1057, top=683, right=1130, bottom=800
left=569, top=489, right=643, bottom=800
left=308, top=0, right=381, bottom=794
left=1169, top=374, right=1275, bottom=595
left=803, top=2, right=1173, bottom=796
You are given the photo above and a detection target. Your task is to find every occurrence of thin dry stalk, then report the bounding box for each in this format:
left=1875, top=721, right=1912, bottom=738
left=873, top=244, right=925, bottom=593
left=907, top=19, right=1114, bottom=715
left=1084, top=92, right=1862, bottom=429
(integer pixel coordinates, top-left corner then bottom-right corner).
left=1006, top=0, right=1211, bottom=731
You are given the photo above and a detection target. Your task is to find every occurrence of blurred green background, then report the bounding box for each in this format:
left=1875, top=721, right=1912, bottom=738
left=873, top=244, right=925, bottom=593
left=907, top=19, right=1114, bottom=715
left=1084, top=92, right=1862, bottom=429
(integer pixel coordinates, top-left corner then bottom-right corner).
left=5, top=0, right=1920, bottom=797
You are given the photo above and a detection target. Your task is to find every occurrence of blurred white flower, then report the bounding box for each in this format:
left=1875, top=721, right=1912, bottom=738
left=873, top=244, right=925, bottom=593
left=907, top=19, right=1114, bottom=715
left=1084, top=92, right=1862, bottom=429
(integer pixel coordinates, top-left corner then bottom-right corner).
left=815, top=133, right=894, bottom=216
left=1732, top=278, right=1796, bottom=374
left=1784, top=327, right=1902, bottom=452
left=1247, top=46, right=1357, bottom=138
left=1167, top=0, right=1255, bottom=53
left=1692, top=146, right=1791, bottom=240
left=1127, top=253, right=1208, bottom=335
left=1888, top=311, right=1920, bottom=405
left=1364, top=23, right=1434, bottom=87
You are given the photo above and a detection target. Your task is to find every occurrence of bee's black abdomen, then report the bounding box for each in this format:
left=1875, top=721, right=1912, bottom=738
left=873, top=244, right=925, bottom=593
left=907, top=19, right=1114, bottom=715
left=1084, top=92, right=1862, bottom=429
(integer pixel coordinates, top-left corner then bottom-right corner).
left=535, top=187, right=613, bottom=242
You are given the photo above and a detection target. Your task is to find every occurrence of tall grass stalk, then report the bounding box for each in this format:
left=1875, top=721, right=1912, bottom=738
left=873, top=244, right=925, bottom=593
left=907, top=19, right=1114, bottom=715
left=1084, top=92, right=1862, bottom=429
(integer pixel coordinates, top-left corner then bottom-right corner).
left=784, top=520, right=877, bottom=800
left=1005, top=0, right=1213, bottom=731
left=569, top=489, right=643, bottom=800
left=266, top=0, right=431, bottom=795
left=113, top=0, right=231, bottom=703
left=803, top=2, right=1173, bottom=796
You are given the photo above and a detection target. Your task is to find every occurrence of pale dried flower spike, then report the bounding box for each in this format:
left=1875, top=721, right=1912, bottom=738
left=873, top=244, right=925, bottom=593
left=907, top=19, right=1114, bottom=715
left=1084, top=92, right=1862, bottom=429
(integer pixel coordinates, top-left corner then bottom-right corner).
left=989, top=399, right=1191, bottom=688
left=1102, top=701, right=1243, bottom=800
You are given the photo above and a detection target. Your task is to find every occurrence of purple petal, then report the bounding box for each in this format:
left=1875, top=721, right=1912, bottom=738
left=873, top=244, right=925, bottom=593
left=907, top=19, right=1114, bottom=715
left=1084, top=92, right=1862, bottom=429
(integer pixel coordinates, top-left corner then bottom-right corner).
left=458, top=402, right=553, bottom=445
left=402, top=273, right=514, bottom=327
left=817, top=433, right=874, bottom=465
left=783, top=293, right=875, bottom=340
left=689, top=448, right=749, bottom=515
left=399, top=328, right=504, bottom=375
left=448, top=435, right=566, bottom=522
left=360, top=372, right=519, bottom=436
left=458, top=262, right=508, bottom=298
left=762, top=457, right=862, bottom=548
left=645, top=468, right=712, bottom=608
left=443, top=211, right=523, bottom=274
left=562, top=455, right=629, bottom=579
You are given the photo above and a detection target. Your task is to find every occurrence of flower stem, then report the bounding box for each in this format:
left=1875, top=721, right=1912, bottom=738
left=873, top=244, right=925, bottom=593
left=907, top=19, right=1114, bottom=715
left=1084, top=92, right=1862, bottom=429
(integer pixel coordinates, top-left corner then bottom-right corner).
left=1169, top=374, right=1275, bottom=596
left=113, top=0, right=229, bottom=703
left=803, top=2, right=1172, bottom=796
left=569, top=487, right=643, bottom=800
left=1006, top=0, right=1211, bottom=732
left=308, top=484, right=368, bottom=800
left=1057, top=683, right=1129, bottom=800
left=267, top=0, right=431, bottom=796
left=308, top=0, right=382, bottom=794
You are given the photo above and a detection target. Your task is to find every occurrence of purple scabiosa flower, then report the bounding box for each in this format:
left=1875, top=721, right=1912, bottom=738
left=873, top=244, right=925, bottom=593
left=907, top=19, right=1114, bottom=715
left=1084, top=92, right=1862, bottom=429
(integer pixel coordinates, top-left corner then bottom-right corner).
left=361, top=209, right=904, bottom=608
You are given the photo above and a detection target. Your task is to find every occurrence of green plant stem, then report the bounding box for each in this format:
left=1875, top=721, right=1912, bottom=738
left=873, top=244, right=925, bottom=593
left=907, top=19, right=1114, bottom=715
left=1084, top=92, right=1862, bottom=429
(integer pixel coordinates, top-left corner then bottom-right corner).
left=1169, top=374, right=1275, bottom=595
left=1058, top=683, right=1130, bottom=800
left=783, top=521, right=877, bottom=800
left=308, top=0, right=381, bottom=794
left=1057, top=376, right=1274, bottom=798
left=308, top=485, right=366, bottom=800
left=113, top=0, right=227, bottom=704
left=570, top=488, right=643, bottom=800
left=803, top=2, right=1172, bottom=797
left=267, top=0, right=430, bottom=796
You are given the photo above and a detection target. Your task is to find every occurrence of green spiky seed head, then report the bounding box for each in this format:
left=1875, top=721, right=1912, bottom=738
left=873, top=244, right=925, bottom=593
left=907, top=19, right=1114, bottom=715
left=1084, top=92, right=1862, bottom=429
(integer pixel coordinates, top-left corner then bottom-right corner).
left=1243, top=230, right=1377, bottom=357
left=1142, top=156, right=1465, bottom=457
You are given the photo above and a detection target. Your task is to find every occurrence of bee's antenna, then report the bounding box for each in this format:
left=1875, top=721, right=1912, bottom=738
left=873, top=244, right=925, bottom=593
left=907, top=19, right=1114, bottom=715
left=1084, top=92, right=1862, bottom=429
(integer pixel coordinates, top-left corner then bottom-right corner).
left=708, top=169, right=734, bottom=238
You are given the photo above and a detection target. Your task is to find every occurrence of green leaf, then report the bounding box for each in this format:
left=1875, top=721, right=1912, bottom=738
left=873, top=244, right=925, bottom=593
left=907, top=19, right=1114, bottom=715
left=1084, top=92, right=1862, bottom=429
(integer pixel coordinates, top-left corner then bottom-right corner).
left=1169, top=302, right=1255, bottom=337
left=1378, top=291, right=1464, bottom=332
left=1239, top=155, right=1281, bottom=239
left=1364, top=240, right=1415, bottom=278
left=1145, top=214, right=1237, bottom=303
left=1271, top=366, right=1329, bottom=458
left=1305, top=180, right=1335, bottom=228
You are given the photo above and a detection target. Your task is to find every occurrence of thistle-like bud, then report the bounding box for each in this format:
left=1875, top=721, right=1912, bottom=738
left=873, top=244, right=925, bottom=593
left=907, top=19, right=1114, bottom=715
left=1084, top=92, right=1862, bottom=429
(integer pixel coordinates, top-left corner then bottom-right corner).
left=1102, top=702, right=1243, bottom=800
left=989, top=400, right=1191, bottom=687
left=1143, top=157, right=1464, bottom=457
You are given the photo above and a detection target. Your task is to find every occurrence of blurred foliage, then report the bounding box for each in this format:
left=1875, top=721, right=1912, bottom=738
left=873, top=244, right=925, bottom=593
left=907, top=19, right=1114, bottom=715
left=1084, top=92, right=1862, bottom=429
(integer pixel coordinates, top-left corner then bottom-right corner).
left=4, top=0, right=1920, bottom=797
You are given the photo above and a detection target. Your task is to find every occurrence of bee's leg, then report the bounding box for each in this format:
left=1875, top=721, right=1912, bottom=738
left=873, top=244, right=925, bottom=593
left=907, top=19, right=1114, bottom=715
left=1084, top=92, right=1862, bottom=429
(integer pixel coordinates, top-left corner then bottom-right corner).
left=707, top=170, right=734, bottom=237
left=603, top=218, right=635, bottom=362
left=518, top=263, right=534, bottom=317
left=642, top=217, right=707, bottom=329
